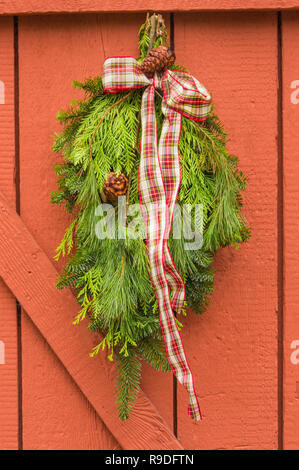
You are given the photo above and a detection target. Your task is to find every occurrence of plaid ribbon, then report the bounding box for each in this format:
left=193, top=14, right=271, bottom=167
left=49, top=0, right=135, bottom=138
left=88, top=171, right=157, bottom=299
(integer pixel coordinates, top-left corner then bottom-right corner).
left=103, top=57, right=211, bottom=420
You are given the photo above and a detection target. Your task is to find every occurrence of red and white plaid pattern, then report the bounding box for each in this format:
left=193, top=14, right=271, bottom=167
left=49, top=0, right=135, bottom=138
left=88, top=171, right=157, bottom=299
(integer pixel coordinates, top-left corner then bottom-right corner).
left=103, top=57, right=211, bottom=420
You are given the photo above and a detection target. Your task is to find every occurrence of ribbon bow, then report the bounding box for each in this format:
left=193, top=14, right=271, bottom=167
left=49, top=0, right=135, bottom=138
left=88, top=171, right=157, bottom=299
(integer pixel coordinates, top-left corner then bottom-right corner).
left=103, top=57, right=211, bottom=420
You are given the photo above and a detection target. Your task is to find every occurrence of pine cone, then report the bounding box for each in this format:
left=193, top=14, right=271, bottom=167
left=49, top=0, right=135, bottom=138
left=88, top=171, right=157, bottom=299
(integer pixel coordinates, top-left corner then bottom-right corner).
left=103, top=172, right=128, bottom=202
left=140, top=45, right=175, bottom=76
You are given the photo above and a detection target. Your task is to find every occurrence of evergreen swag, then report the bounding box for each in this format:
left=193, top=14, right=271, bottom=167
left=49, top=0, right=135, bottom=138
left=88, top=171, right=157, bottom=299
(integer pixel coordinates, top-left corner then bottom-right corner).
left=51, top=14, right=250, bottom=420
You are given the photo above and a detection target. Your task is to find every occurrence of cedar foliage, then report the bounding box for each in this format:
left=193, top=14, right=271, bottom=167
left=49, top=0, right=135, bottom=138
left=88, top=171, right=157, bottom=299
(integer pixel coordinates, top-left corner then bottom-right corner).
left=51, top=15, right=250, bottom=420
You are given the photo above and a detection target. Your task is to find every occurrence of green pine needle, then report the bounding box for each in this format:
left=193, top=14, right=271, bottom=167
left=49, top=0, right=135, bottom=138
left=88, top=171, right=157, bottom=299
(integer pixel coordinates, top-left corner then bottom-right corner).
left=51, top=16, right=250, bottom=420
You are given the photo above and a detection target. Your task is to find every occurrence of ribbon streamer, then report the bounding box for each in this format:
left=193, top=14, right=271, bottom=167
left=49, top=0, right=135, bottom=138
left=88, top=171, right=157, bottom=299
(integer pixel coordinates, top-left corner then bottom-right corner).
left=103, top=57, right=211, bottom=420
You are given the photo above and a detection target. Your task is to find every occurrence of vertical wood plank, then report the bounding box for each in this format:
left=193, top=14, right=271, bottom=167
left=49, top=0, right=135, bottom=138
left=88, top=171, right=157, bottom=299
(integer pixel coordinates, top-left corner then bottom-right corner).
left=98, top=13, right=174, bottom=429
left=19, top=14, right=118, bottom=450
left=0, top=16, right=18, bottom=450
left=18, top=12, right=172, bottom=449
left=281, top=11, right=299, bottom=450
left=175, top=12, right=278, bottom=449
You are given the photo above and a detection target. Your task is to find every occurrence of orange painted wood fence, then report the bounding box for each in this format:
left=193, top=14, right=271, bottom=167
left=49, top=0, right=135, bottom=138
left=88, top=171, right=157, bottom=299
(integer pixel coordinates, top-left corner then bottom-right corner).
left=0, top=4, right=298, bottom=450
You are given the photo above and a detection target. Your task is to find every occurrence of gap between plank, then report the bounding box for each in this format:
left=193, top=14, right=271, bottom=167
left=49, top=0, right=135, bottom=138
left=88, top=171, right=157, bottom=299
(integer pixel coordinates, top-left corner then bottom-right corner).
left=13, top=15, right=23, bottom=451
left=277, top=10, right=284, bottom=451
left=170, top=11, right=178, bottom=439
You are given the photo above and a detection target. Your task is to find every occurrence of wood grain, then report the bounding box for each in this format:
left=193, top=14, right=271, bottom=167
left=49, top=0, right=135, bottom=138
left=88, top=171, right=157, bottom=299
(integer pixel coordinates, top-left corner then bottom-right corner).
left=281, top=11, right=299, bottom=450
left=18, top=13, right=172, bottom=449
left=175, top=12, right=279, bottom=449
left=1, top=0, right=299, bottom=15
left=2, top=8, right=296, bottom=450
left=0, top=16, right=18, bottom=450
left=0, top=190, right=183, bottom=450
